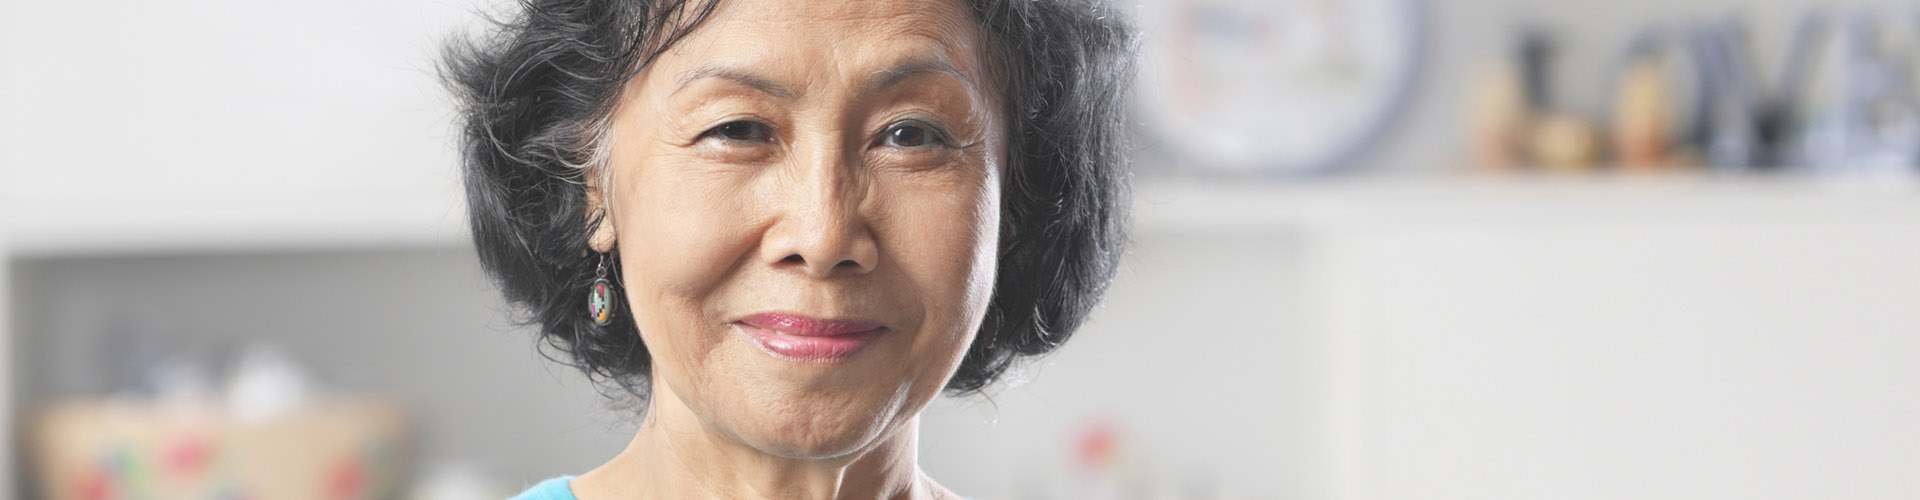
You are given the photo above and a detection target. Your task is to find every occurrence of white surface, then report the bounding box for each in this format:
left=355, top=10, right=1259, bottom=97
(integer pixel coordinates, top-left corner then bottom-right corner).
left=0, top=0, right=477, bottom=257
left=1134, top=172, right=1920, bottom=234
left=3, top=187, right=468, bottom=257
left=922, top=231, right=1318, bottom=499
left=1311, top=217, right=1920, bottom=500
left=1282, top=177, right=1920, bottom=499
left=924, top=173, right=1920, bottom=499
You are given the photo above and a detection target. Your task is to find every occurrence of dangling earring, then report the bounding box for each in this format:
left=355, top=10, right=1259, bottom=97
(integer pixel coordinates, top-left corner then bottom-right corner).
left=588, top=253, right=617, bottom=326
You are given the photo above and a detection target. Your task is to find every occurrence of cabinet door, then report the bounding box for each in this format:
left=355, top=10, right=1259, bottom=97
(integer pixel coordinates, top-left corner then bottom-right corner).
left=0, top=0, right=474, bottom=255
left=1311, top=217, right=1920, bottom=500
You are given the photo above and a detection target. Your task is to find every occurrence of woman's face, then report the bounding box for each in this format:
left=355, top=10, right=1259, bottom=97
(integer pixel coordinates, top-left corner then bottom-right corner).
left=592, top=0, right=1003, bottom=459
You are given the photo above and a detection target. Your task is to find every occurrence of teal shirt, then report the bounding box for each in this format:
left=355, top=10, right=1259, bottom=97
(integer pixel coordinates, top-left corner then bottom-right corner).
left=507, top=474, right=972, bottom=499
left=509, top=476, right=577, bottom=500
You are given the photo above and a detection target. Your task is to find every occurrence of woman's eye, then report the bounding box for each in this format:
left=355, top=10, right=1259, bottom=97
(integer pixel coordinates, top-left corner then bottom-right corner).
left=702, top=121, right=774, bottom=144
left=881, top=122, right=948, bottom=149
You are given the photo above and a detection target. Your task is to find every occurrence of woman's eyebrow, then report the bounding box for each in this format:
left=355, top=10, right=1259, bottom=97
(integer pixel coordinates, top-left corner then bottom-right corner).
left=669, top=58, right=976, bottom=101
left=672, top=66, right=800, bottom=100
left=863, top=58, right=975, bottom=96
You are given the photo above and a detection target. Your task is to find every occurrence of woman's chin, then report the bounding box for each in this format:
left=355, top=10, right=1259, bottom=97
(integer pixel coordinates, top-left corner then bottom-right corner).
left=732, top=404, right=900, bottom=460
left=701, top=340, right=936, bottom=460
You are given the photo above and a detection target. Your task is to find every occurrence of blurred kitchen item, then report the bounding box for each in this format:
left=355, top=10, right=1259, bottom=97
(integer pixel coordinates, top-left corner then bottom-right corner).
left=410, top=461, right=509, bottom=500
left=32, top=398, right=409, bottom=500
left=1689, top=18, right=1769, bottom=169
left=1137, top=0, right=1425, bottom=175
left=1468, top=27, right=1558, bottom=170
left=1530, top=114, right=1604, bottom=171
left=1612, top=60, right=1679, bottom=169
left=1509, top=9, right=1920, bottom=175
left=1609, top=22, right=1707, bottom=170
left=225, top=344, right=314, bottom=424
left=147, top=355, right=222, bottom=414
left=29, top=340, right=410, bottom=500
left=1766, top=10, right=1829, bottom=167
left=1610, top=17, right=1771, bottom=170
left=1064, top=420, right=1138, bottom=500
left=1468, top=62, right=1533, bottom=169
left=1600, top=10, right=1920, bottom=172
left=1517, top=27, right=1556, bottom=111
left=1780, top=9, right=1920, bottom=172
left=99, top=310, right=194, bottom=401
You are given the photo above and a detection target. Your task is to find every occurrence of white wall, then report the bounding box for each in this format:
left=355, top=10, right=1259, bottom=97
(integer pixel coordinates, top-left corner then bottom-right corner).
left=0, top=0, right=473, bottom=254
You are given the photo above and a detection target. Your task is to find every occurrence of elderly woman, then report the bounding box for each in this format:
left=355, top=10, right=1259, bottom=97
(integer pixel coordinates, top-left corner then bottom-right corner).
left=442, top=0, right=1134, bottom=497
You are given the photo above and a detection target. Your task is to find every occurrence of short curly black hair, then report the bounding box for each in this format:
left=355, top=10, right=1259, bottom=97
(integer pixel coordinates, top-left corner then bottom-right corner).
left=441, top=0, right=1137, bottom=406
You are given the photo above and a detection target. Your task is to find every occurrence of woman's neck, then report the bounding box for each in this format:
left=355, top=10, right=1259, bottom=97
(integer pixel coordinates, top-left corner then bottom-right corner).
left=570, top=388, right=950, bottom=500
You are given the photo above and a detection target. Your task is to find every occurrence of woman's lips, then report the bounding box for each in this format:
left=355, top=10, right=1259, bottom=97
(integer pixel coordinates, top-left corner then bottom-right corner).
left=735, top=313, right=885, bottom=362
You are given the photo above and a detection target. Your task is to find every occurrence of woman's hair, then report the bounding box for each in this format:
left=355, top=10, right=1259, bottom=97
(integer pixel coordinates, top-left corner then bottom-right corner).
left=441, top=0, right=1137, bottom=406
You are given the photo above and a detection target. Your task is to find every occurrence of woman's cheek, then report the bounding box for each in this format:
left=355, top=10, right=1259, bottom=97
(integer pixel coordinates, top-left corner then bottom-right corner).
left=622, top=165, right=758, bottom=312
left=621, top=175, right=761, bottom=385
left=965, top=187, right=1001, bottom=313
left=901, top=173, right=999, bottom=324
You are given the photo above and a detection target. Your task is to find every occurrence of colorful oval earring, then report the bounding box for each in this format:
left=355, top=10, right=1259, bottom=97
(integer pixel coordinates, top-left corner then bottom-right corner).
left=588, top=253, right=616, bottom=326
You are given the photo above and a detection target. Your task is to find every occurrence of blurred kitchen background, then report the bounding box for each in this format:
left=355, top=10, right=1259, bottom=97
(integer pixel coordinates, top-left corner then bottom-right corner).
left=4, top=0, right=1920, bottom=498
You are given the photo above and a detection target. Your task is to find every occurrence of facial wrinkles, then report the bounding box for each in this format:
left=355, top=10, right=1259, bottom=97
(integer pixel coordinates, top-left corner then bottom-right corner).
left=665, top=14, right=974, bottom=332
left=610, top=80, right=746, bottom=430
left=868, top=41, right=997, bottom=403
left=594, top=2, right=1007, bottom=496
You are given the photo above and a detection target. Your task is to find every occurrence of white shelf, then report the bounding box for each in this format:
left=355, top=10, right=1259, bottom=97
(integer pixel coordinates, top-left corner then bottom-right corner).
left=1133, top=171, right=1920, bottom=235
left=1, top=187, right=468, bottom=257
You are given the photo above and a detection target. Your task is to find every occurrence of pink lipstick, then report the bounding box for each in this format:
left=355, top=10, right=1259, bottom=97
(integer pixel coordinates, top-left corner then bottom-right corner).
left=735, top=313, right=885, bottom=362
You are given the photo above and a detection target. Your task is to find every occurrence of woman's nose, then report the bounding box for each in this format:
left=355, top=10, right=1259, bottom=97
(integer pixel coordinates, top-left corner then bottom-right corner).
left=759, top=148, right=880, bottom=278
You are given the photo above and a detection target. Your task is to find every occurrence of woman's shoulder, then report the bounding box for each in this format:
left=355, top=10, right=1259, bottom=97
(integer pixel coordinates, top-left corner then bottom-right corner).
left=508, top=476, right=578, bottom=500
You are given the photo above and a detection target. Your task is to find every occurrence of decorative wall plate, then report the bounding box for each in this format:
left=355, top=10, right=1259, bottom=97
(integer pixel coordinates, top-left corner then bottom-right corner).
left=1137, top=0, right=1426, bottom=175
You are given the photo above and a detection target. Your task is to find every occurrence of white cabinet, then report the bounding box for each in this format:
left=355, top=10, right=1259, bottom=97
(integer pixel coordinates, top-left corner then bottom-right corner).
left=921, top=174, right=1920, bottom=499
left=1142, top=175, right=1920, bottom=499
left=0, top=0, right=477, bottom=256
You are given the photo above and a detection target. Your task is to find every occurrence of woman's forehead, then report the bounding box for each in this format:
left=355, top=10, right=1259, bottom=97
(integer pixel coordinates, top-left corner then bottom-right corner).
left=642, top=0, right=988, bottom=97
left=692, top=0, right=976, bottom=37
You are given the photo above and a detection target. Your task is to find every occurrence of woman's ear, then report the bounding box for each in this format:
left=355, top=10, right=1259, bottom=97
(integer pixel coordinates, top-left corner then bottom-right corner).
left=586, top=180, right=617, bottom=253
